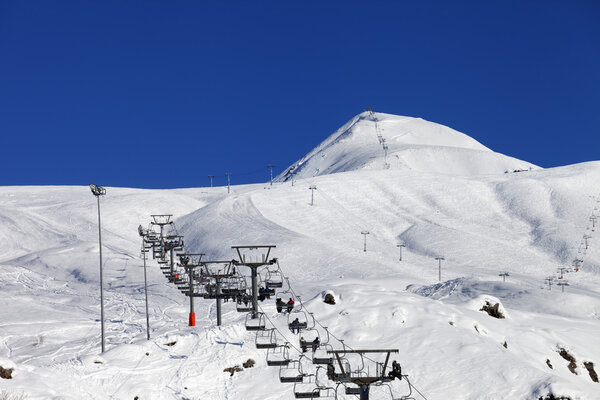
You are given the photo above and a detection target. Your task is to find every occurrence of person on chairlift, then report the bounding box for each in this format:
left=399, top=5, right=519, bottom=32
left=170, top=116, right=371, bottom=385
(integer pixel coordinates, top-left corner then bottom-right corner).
left=276, top=297, right=284, bottom=313
left=388, top=360, right=402, bottom=380
left=300, top=336, right=307, bottom=352
left=291, top=318, right=300, bottom=333
left=286, top=298, right=294, bottom=312
left=311, top=337, right=320, bottom=352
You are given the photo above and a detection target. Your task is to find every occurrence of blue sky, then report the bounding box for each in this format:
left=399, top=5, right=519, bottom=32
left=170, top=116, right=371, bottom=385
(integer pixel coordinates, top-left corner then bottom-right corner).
left=1, top=1, right=598, bottom=188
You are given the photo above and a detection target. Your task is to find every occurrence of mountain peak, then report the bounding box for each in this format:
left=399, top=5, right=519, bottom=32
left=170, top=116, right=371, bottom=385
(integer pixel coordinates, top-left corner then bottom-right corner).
left=277, top=111, right=538, bottom=181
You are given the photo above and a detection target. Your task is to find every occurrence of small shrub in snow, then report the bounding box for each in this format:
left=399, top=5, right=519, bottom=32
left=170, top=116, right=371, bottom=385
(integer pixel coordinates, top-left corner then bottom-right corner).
left=242, top=359, right=255, bottom=368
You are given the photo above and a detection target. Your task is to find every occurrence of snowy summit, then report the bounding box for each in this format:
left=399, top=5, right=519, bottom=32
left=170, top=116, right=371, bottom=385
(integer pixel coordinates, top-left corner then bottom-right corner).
left=277, top=111, right=538, bottom=181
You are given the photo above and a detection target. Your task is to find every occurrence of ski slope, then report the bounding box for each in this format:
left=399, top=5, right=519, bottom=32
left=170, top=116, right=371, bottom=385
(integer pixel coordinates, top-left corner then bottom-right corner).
left=1, top=112, right=599, bottom=400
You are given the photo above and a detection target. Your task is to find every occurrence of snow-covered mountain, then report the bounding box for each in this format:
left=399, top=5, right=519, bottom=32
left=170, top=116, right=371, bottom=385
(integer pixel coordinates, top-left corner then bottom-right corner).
left=1, top=112, right=599, bottom=400
left=277, top=111, right=538, bottom=181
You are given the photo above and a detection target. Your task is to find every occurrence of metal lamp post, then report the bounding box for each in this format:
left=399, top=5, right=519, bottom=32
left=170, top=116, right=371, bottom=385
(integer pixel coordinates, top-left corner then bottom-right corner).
left=89, top=183, right=106, bottom=353
left=138, top=225, right=151, bottom=340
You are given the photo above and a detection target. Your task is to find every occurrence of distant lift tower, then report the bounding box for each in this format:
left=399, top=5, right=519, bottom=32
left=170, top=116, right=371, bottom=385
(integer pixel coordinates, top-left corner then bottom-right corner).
left=572, top=258, right=583, bottom=272
left=150, top=214, right=174, bottom=277
left=163, top=234, right=184, bottom=282
left=232, top=245, right=277, bottom=319
left=267, top=165, right=276, bottom=186
left=361, top=231, right=370, bottom=252
left=557, top=280, right=570, bottom=293
left=396, top=243, right=405, bottom=261
left=178, top=253, right=205, bottom=326
left=151, top=214, right=172, bottom=240
left=499, top=272, right=509, bottom=282
left=199, top=260, right=236, bottom=326
left=89, top=183, right=106, bottom=353
left=309, top=185, right=317, bottom=206
left=583, top=234, right=591, bottom=250
left=226, top=172, right=232, bottom=193
left=435, top=257, right=445, bottom=282
left=328, top=349, right=400, bottom=400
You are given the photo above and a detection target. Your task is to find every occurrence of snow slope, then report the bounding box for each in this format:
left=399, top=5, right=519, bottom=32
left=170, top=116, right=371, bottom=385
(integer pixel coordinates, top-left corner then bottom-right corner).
left=276, top=112, right=539, bottom=181
left=1, top=113, right=599, bottom=400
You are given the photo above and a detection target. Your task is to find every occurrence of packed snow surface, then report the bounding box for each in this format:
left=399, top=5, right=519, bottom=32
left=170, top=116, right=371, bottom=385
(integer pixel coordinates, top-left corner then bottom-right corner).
left=1, top=112, right=599, bottom=400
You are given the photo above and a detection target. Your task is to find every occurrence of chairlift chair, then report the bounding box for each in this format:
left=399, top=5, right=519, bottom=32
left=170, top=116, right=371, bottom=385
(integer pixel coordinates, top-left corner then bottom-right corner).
left=312, top=344, right=334, bottom=365
left=345, top=385, right=362, bottom=395
left=236, top=294, right=254, bottom=312
left=245, top=312, right=266, bottom=331
left=280, top=360, right=304, bottom=383
left=255, top=329, right=278, bottom=349
left=288, top=309, right=311, bottom=333
left=265, top=268, right=284, bottom=288
left=266, top=343, right=291, bottom=366
left=294, top=374, right=321, bottom=398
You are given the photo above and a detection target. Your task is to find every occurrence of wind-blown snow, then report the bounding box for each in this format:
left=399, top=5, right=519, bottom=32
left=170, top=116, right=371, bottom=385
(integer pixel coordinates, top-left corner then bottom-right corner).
left=1, top=113, right=599, bottom=400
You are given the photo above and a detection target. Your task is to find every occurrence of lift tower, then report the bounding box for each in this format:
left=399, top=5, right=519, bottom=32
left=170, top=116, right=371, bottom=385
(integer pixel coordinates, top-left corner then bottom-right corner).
left=232, top=245, right=277, bottom=318
left=328, top=348, right=400, bottom=400
left=163, top=234, right=184, bottom=282
left=178, top=253, right=205, bottom=326
left=199, top=260, right=236, bottom=326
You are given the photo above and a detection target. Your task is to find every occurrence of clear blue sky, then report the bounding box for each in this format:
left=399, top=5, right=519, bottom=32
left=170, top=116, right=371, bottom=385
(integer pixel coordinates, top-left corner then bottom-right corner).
left=1, top=1, right=598, bottom=188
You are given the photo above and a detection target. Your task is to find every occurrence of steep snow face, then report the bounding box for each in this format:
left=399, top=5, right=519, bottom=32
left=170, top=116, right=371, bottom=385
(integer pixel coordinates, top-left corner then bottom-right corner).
left=277, top=111, right=538, bottom=181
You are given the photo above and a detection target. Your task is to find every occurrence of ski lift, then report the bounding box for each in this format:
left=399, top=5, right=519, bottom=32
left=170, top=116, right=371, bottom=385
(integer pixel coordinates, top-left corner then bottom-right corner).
left=266, top=343, right=291, bottom=366
left=265, top=268, right=284, bottom=288
left=245, top=312, right=266, bottom=331
left=236, top=292, right=253, bottom=312
left=288, top=308, right=312, bottom=334
left=280, top=359, right=303, bottom=383
left=294, top=374, right=321, bottom=398
left=255, top=329, right=278, bottom=349
left=345, top=385, right=362, bottom=395
left=312, top=344, right=334, bottom=365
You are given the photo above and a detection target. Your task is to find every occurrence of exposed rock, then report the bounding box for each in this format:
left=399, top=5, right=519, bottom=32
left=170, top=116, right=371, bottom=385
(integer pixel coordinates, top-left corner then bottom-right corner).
left=223, top=365, right=243, bottom=376
left=538, top=395, right=572, bottom=400
left=584, top=361, right=598, bottom=383
left=243, top=359, right=255, bottom=368
left=479, top=301, right=505, bottom=319
left=558, top=348, right=577, bottom=375
left=165, top=341, right=177, bottom=347
left=324, top=293, right=336, bottom=305
left=0, top=366, right=13, bottom=379
left=503, top=341, right=508, bottom=349
left=546, top=359, right=553, bottom=369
